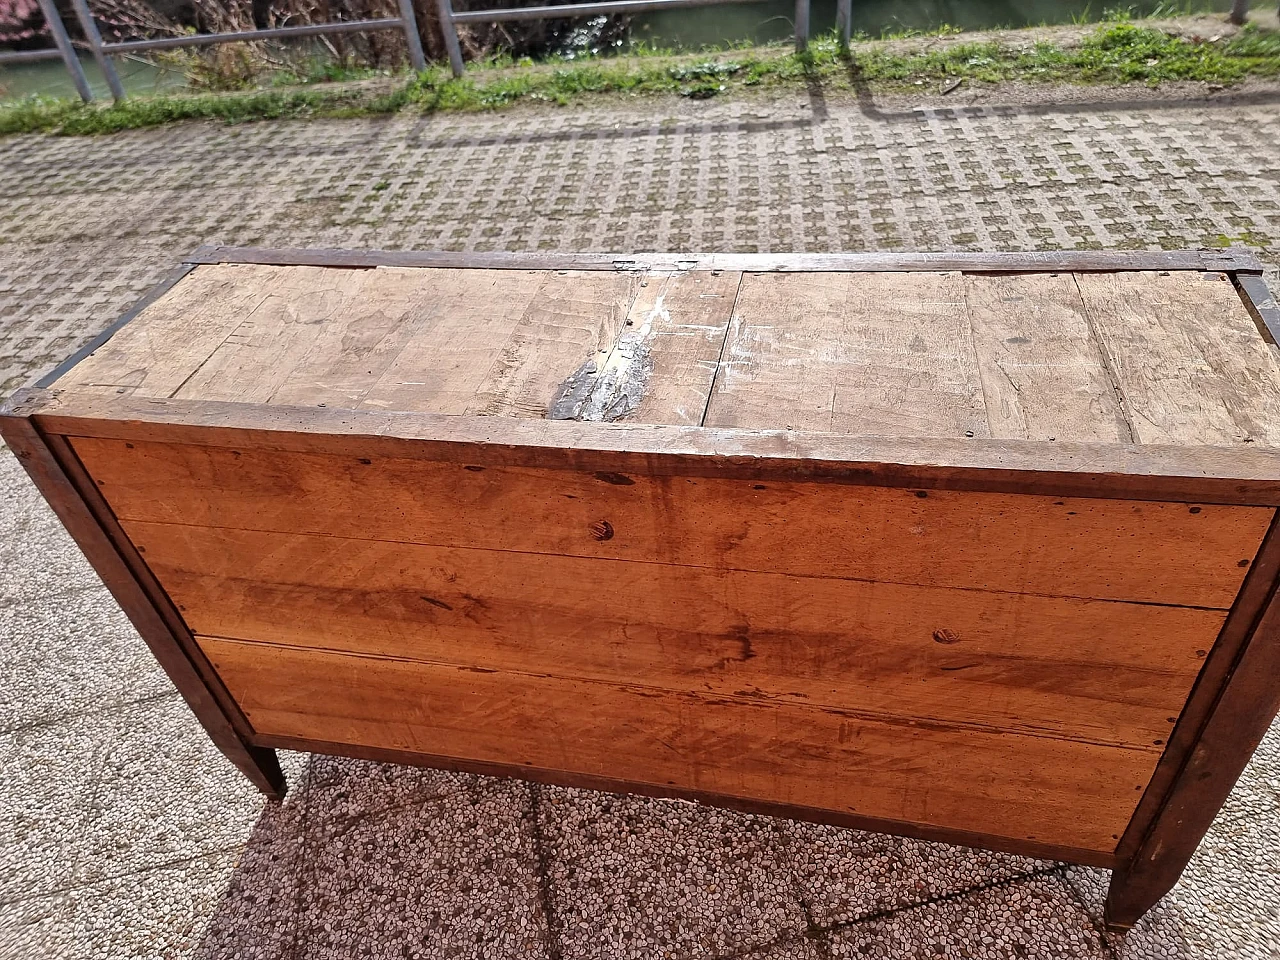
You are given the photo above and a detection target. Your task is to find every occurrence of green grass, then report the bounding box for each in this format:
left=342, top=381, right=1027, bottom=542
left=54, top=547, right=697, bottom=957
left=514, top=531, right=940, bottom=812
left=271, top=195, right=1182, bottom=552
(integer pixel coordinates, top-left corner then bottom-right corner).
left=3, top=21, right=1278, bottom=136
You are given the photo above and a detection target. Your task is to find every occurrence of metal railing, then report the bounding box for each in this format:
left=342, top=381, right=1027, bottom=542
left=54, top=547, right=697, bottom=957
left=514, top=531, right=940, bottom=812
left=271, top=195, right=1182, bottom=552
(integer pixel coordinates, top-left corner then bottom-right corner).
left=5, top=0, right=857, bottom=99
left=0, top=0, right=93, bottom=100
left=0, top=0, right=425, bottom=101
left=436, top=0, right=826, bottom=77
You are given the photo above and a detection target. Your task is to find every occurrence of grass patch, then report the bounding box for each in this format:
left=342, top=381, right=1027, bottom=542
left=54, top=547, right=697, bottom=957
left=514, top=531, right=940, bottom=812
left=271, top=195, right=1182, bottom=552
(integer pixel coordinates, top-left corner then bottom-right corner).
left=3, top=21, right=1278, bottom=136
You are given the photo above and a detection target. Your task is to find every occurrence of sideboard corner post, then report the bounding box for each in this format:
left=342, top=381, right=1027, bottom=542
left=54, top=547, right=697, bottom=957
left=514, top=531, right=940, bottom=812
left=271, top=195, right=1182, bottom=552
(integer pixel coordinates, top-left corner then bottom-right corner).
left=0, top=394, right=286, bottom=800
left=1104, top=513, right=1280, bottom=932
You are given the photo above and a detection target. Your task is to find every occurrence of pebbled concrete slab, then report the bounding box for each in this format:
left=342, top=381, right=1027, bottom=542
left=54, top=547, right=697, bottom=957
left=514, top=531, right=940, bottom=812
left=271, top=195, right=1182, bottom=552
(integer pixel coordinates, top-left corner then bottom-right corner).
left=0, top=710, right=112, bottom=903
left=826, top=873, right=1112, bottom=959
left=298, top=777, right=548, bottom=959
left=0, top=588, right=170, bottom=734
left=784, top=821, right=1053, bottom=927
left=538, top=787, right=807, bottom=959
left=2, top=82, right=1280, bottom=960
left=0, top=449, right=104, bottom=605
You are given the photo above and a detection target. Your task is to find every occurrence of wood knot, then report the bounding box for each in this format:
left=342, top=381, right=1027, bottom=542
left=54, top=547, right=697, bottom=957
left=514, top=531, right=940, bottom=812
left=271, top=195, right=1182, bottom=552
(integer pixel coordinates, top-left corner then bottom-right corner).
left=932, top=628, right=961, bottom=645
left=590, top=520, right=615, bottom=542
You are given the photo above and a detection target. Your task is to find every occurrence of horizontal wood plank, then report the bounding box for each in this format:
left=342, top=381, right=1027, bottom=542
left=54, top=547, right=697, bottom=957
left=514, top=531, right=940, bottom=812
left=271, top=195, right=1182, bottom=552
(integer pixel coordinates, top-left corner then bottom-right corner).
left=705, top=272, right=989, bottom=437
left=54, top=263, right=291, bottom=399
left=184, top=246, right=1262, bottom=274
left=24, top=391, right=1280, bottom=505
left=202, top=636, right=1159, bottom=853
left=76, top=436, right=1269, bottom=608
left=1077, top=271, right=1280, bottom=445
left=963, top=273, right=1132, bottom=443
left=132, top=521, right=1222, bottom=749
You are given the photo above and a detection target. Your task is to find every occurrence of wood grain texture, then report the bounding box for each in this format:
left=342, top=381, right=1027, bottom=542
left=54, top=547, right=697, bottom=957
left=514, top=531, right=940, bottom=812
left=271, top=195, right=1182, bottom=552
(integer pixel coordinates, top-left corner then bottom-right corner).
left=29, top=391, right=1280, bottom=505
left=705, top=272, right=989, bottom=436
left=963, top=273, right=1132, bottom=443
left=549, top=271, right=740, bottom=424
left=1107, top=534, right=1280, bottom=928
left=248, top=729, right=1118, bottom=867
left=361, top=269, right=639, bottom=417
left=185, top=245, right=1262, bottom=274
left=52, top=263, right=289, bottom=398
left=131, top=521, right=1223, bottom=749
left=75, top=437, right=1269, bottom=607
left=1076, top=271, right=1280, bottom=445
left=202, top=635, right=1160, bottom=852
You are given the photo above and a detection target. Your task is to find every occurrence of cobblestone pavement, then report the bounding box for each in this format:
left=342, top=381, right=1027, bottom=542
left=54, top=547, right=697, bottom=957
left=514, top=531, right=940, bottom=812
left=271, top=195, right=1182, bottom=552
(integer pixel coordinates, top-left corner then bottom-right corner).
left=2, top=83, right=1280, bottom=959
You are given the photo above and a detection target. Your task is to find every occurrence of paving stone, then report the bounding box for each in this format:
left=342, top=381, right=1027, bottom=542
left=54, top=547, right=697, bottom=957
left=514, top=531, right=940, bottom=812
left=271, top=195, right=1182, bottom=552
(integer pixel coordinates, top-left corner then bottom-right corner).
left=1064, top=717, right=1280, bottom=960
left=72, top=696, right=295, bottom=886
left=0, top=893, right=69, bottom=960
left=0, top=448, right=104, bottom=606
left=827, top=873, right=1111, bottom=959
left=306, top=753, right=477, bottom=823
left=0, top=711, right=112, bottom=903
left=784, top=821, right=1051, bottom=926
left=298, top=776, right=546, bottom=959
left=538, top=787, right=807, bottom=959
left=193, top=783, right=311, bottom=960
left=57, top=849, right=242, bottom=960
left=0, top=588, right=171, bottom=734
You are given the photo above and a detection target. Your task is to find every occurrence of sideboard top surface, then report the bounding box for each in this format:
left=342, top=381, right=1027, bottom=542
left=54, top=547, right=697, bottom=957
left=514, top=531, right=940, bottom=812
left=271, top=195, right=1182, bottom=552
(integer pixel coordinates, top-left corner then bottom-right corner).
left=47, top=254, right=1280, bottom=451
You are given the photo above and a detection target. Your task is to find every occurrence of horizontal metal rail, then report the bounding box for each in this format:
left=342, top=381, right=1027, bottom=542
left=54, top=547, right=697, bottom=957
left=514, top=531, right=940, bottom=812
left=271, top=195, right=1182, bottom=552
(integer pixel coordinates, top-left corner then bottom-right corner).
left=0, top=46, right=66, bottom=63
left=439, top=0, right=811, bottom=76
left=105, top=18, right=406, bottom=54
left=450, top=0, right=766, bottom=24
left=0, top=0, right=93, bottom=100
left=48, top=0, right=425, bottom=101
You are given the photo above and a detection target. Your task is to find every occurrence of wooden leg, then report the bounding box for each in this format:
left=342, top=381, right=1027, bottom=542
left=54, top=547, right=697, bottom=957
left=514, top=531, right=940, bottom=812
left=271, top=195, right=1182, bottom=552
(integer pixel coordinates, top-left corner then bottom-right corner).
left=1102, top=514, right=1280, bottom=933
left=1, top=398, right=287, bottom=801
left=233, top=744, right=288, bottom=800
left=1103, top=864, right=1162, bottom=933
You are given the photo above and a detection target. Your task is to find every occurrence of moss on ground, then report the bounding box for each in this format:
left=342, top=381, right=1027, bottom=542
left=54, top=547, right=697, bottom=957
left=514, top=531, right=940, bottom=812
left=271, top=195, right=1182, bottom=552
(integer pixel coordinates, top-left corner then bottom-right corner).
left=3, top=21, right=1278, bottom=136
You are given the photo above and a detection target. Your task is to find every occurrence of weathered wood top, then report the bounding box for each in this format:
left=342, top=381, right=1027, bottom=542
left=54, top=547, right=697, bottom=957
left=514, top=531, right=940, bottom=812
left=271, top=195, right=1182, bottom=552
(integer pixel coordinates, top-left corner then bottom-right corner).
left=49, top=255, right=1280, bottom=451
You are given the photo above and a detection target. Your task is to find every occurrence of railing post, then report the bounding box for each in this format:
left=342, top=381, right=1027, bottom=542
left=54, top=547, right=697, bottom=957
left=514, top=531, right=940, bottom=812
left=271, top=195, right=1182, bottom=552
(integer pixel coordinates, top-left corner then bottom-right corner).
left=433, top=0, right=465, bottom=77
left=835, top=0, right=851, bottom=46
left=396, top=0, right=427, bottom=71
left=794, top=0, right=809, bottom=53
left=68, top=0, right=125, bottom=101
left=35, top=0, right=93, bottom=101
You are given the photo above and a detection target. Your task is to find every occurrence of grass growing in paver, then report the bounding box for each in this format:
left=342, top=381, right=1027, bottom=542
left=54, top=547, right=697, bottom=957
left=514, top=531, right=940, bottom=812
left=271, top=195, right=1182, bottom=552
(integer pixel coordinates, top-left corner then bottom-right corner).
left=2, top=21, right=1278, bottom=136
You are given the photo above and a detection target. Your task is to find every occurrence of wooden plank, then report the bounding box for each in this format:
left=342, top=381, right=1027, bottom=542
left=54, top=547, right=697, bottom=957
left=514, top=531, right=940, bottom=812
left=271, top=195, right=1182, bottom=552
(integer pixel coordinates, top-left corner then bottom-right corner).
left=249, top=729, right=1119, bottom=868
left=963, top=273, right=1131, bottom=443
left=1076, top=271, right=1280, bottom=446
left=74, top=436, right=1270, bottom=608
left=705, top=272, right=989, bottom=437
left=204, top=636, right=1160, bottom=853
left=37, top=262, right=196, bottom=390
left=0, top=413, right=285, bottom=798
left=172, top=266, right=382, bottom=405
left=1236, top=273, right=1280, bottom=345
left=548, top=271, right=739, bottom=425
left=51, top=263, right=288, bottom=399
left=1117, top=512, right=1280, bottom=864
left=23, top=390, right=1280, bottom=505
left=131, top=521, right=1224, bottom=750
left=184, top=246, right=1262, bottom=275
left=359, top=270, right=639, bottom=417
left=238, top=267, right=440, bottom=409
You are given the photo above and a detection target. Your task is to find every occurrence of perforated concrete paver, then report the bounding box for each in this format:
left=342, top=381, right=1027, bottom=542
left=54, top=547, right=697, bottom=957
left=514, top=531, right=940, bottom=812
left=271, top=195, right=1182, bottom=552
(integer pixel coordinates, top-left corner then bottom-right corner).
left=1, top=84, right=1280, bottom=959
